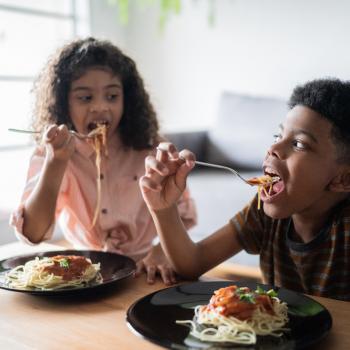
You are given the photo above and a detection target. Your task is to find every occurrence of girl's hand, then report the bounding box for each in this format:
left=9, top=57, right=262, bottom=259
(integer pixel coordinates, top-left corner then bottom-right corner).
left=139, top=142, right=195, bottom=211
left=43, top=124, right=75, bottom=162
left=134, top=244, right=177, bottom=285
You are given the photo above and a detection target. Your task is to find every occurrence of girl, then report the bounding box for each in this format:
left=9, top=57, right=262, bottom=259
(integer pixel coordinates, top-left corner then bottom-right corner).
left=11, top=37, right=197, bottom=285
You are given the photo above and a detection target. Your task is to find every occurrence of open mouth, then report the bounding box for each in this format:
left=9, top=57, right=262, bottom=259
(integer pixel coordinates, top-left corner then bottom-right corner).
left=87, top=120, right=109, bottom=132
left=262, top=167, right=285, bottom=199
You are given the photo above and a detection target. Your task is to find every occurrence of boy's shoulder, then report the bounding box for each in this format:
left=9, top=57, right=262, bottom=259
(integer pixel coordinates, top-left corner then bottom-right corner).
left=333, top=196, right=350, bottom=216
left=330, top=196, right=350, bottom=229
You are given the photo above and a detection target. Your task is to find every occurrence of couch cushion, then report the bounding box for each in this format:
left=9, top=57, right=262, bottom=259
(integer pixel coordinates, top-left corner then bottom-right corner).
left=164, top=130, right=208, bottom=160
left=207, top=92, right=287, bottom=169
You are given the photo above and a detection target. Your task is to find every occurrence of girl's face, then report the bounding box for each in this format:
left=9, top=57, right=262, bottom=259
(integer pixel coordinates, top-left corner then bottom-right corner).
left=68, top=68, right=124, bottom=137
left=262, top=105, right=346, bottom=219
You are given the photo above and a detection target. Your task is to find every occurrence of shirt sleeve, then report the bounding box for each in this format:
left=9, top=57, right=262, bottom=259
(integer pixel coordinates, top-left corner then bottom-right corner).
left=9, top=147, right=68, bottom=244
left=177, top=187, right=197, bottom=230
left=230, top=194, right=265, bottom=254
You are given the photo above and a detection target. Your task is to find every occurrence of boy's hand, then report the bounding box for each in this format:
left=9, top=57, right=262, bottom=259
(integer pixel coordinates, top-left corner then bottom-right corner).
left=139, top=142, right=195, bottom=211
left=43, top=124, right=75, bottom=162
left=134, top=243, right=177, bottom=285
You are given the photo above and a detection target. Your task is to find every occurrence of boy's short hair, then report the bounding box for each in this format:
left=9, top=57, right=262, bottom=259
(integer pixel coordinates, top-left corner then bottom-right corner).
left=288, top=78, right=350, bottom=163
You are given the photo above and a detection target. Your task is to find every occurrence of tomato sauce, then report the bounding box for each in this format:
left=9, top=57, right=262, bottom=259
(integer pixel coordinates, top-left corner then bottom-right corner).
left=202, top=285, right=275, bottom=320
left=43, top=255, right=91, bottom=281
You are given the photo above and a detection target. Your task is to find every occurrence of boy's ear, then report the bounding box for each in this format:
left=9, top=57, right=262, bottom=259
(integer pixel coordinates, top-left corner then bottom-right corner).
left=329, top=167, right=350, bottom=192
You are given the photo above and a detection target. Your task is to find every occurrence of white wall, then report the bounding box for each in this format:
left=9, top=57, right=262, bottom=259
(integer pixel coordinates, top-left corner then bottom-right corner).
left=90, top=0, right=350, bottom=131
left=89, top=0, right=126, bottom=46
left=2, top=0, right=349, bottom=244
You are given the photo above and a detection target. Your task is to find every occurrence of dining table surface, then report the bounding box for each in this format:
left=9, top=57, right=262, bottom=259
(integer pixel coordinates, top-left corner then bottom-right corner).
left=0, top=241, right=349, bottom=350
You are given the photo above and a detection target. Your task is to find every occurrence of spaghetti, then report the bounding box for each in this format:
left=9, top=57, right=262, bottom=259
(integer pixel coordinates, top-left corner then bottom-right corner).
left=5, top=255, right=102, bottom=291
left=247, top=175, right=280, bottom=209
left=176, top=285, right=288, bottom=345
left=88, top=123, right=108, bottom=227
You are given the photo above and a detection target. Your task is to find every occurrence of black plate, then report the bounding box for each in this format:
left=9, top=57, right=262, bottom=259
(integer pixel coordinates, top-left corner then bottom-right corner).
left=0, top=249, right=136, bottom=295
left=127, top=280, right=332, bottom=350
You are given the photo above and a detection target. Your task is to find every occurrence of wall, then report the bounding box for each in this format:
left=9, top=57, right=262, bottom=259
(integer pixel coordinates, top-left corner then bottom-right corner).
left=90, top=0, right=350, bottom=131
left=2, top=0, right=349, bottom=245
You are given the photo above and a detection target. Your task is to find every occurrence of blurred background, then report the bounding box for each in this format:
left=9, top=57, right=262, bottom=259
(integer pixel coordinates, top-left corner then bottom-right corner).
left=1, top=0, right=350, bottom=264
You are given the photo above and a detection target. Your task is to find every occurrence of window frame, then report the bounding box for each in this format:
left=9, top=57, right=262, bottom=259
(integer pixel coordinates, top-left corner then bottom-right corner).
left=0, top=0, right=89, bottom=150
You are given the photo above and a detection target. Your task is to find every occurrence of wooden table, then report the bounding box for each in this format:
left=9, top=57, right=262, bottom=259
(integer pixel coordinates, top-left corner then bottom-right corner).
left=0, top=242, right=349, bottom=350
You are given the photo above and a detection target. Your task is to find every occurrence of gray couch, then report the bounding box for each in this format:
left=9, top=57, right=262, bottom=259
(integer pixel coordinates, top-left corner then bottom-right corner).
left=166, top=92, right=288, bottom=267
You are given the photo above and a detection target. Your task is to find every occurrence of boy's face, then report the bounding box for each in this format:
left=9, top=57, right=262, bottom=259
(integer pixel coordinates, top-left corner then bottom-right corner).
left=68, top=68, right=124, bottom=138
left=262, top=105, right=346, bottom=219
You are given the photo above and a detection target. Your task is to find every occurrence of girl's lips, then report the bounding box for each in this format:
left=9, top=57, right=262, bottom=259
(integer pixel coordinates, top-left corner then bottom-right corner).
left=87, top=120, right=110, bottom=131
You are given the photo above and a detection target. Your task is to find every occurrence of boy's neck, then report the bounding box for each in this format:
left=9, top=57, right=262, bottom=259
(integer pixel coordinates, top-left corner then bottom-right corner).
left=291, top=194, right=349, bottom=243
left=291, top=218, right=326, bottom=243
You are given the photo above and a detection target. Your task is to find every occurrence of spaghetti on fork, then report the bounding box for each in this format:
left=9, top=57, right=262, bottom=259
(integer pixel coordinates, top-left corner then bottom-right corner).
left=88, top=122, right=108, bottom=227
left=247, top=174, right=280, bottom=210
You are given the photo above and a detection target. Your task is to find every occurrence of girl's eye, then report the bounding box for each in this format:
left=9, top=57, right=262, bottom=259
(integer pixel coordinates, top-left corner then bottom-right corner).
left=78, top=95, right=92, bottom=102
left=107, top=94, right=118, bottom=101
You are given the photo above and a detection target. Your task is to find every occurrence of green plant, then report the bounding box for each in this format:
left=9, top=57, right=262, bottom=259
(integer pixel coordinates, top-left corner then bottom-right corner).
left=107, top=0, right=215, bottom=30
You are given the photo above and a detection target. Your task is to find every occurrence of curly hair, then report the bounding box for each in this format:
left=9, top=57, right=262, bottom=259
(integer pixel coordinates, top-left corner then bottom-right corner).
left=289, top=78, right=350, bottom=163
left=32, top=37, right=159, bottom=149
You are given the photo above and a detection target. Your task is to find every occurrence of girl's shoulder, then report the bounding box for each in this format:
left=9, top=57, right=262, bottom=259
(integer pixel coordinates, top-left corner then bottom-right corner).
left=126, top=144, right=157, bottom=156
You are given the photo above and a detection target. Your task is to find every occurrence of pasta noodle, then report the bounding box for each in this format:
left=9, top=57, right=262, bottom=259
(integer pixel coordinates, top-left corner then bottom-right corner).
left=5, top=255, right=102, bottom=291
left=247, top=175, right=280, bottom=209
left=88, top=123, right=108, bottom=227
left=176, top=285, right=288, bottom=345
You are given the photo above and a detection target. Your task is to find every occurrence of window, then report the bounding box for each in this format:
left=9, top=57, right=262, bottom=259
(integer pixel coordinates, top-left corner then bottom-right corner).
left=0, top=0, right=89, bottom=148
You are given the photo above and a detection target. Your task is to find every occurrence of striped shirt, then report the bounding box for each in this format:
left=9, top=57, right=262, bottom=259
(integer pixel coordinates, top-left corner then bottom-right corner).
left=232, top=195, right=350, bottom=301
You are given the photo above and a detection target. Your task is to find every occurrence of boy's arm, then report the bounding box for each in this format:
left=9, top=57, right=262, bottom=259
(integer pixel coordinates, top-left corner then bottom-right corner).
left=151, top=204, right=243, bottom=279
left=140, top=142, right=243, bottom=279
left=22, top=125, right=75, bottom=243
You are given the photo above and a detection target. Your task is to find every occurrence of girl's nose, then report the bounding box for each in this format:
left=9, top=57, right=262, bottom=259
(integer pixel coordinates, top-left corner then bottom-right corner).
left=89, top=101, right=108, bottom=113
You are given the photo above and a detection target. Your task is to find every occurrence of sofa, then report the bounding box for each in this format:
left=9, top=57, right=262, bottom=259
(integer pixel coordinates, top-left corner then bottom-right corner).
left=165, top=91, right=288, bottom=268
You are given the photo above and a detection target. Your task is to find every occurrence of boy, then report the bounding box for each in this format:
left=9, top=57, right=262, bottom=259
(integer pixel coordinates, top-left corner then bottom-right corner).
left=139, top=79, right=350, bottom=300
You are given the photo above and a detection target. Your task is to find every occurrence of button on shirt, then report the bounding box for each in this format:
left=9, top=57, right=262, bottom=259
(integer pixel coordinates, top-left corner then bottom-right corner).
left=11, top=137, right=197, bottom=261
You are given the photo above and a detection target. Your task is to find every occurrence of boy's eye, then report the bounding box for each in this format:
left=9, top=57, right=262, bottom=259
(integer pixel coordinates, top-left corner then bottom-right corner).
left=273, top=133, right=282, bottom=143
left=293, top=139, right=307, bottom=150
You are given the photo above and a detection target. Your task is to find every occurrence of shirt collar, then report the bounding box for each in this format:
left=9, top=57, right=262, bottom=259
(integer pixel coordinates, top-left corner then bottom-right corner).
left=75, top=138, right=95, bottom=159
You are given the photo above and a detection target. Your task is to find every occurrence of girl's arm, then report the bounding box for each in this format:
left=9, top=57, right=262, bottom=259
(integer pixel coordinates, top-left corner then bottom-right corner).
left=139, top=142, right=243, bottom=279
left=22, top=125, right=75, bottom=243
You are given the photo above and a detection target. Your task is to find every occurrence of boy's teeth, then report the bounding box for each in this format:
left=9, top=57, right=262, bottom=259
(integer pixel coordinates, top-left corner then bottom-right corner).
left=265, top=167, right=278, bottom=176
left=264, top=167, right=282, bottom=183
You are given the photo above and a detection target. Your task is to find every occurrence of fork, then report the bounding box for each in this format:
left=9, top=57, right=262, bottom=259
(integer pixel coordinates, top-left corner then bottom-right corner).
left=194, top=160, right=252, bottom=185
left=8, top=128, right=93, bottom=140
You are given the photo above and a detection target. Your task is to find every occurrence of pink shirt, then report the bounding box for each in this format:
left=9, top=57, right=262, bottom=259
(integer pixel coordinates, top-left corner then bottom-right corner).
left=11, top=138, right=197, bottom=261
